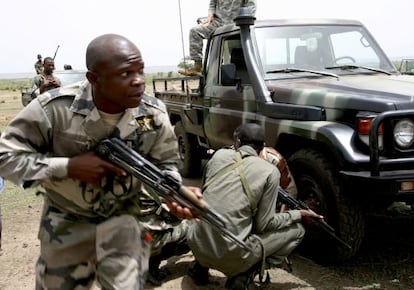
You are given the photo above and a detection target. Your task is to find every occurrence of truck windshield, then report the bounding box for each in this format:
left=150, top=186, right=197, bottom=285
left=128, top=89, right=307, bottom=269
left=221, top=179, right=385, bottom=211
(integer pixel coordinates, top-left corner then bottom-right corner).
left=253, top=23, right=396, bottom=79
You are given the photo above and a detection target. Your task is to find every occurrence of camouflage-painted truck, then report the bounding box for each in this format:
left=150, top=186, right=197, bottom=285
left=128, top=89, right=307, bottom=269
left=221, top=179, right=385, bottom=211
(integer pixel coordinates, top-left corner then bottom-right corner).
left=153, top=8, right=414, bottom=263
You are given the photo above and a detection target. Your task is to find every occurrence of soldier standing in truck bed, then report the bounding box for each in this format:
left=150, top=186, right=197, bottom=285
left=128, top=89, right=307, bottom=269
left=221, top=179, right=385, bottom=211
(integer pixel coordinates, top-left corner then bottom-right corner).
left=34, top=54, right=43, bottom=74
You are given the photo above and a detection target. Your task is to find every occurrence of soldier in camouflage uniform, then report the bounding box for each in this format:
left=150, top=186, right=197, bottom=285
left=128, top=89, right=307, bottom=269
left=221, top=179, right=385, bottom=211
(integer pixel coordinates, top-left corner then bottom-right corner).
left=0, top=34, right=199, bottom=290
left=34, top=54, right=43, bottom=75
left=179, top=0, right=256, bottom=76
left=31, top=57, right=61, bottom=99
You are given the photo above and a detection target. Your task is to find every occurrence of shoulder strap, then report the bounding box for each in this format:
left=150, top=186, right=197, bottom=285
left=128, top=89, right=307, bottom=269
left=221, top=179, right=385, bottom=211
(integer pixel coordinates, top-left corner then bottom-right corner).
left=203, top=151, right=257, bottom=216
left=235, top=152, right=257, bottom=216
left=202, top=152, right=244, bottom=190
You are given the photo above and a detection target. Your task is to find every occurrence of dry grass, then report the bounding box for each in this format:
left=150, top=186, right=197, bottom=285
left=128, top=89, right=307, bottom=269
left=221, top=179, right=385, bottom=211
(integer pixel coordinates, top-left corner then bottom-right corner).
left=0, top=90, right=23, bottom=130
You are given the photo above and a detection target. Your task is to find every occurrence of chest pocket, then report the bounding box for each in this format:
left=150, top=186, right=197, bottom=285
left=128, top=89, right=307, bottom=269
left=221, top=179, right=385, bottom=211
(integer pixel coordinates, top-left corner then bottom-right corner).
left=134, top=115, right=158, bottom=155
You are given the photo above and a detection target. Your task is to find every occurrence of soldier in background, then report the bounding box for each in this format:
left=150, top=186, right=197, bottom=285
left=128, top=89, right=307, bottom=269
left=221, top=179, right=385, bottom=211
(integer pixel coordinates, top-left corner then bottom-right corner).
left=179, top=0, right=256, bottom=77
left=34, top=54, right=43, bottom=74
left=259, top=146, right=298, bottom=213
left=32, top=57, right=61, bottom=97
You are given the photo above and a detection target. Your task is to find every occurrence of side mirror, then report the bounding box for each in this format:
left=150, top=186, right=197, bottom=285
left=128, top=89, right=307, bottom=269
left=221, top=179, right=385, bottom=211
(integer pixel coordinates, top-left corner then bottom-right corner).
left=221, top=64, right=237, bottom=86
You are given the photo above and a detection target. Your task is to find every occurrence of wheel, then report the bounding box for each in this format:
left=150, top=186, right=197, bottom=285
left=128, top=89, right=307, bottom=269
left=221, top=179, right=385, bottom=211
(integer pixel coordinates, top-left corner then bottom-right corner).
left=21, top=93, right=32, bottom=107
left=334, top=56, right=356, bottom=64
left=288, top=148, right=364, bottom=264
left=174, top=121, right=202, bottom=178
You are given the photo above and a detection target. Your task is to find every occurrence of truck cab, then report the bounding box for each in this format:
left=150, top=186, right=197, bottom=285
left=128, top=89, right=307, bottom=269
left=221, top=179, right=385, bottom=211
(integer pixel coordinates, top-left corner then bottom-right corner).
left=154, top=9, right=414, bottom=263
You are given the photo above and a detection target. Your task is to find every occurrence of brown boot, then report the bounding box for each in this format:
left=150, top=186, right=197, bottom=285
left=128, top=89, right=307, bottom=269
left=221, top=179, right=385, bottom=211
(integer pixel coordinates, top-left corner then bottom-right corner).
left=178, top=60, right=202, bottom=77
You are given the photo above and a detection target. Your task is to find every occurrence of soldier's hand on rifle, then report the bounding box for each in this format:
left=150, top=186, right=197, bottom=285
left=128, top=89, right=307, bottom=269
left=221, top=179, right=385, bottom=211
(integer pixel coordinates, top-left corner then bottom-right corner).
left=67, top=151, right=126, bottom=183
left=166, top=186, right=203, bottom=220
left=46, top=77, right=60, bottom=88
left=300, top=209, right=324, bottom=228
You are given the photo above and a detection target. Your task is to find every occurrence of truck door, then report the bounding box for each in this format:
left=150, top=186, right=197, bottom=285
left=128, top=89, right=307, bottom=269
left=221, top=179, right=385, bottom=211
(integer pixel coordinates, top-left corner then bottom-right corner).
left=203, top=34, right=258, bottom=149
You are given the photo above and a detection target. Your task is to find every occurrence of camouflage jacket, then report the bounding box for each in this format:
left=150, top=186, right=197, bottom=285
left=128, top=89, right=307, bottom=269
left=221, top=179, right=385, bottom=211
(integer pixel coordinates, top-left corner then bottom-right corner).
left=34, top=60, right=43, bottom=74
left=208, top=0, right=256, bottom=25
left=0, top=81, right=180, bottom=220
left=32, top=72, right=61, bottom=95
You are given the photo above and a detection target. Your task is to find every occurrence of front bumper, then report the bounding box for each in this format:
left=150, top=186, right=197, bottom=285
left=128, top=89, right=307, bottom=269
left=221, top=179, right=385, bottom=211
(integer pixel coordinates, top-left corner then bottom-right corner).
left=340, top=169, right=414, bottom=202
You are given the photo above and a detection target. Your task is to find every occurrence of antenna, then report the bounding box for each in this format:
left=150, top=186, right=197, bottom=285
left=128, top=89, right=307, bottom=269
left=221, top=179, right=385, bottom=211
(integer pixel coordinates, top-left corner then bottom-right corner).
left=178, top=0, right=189, bottom=70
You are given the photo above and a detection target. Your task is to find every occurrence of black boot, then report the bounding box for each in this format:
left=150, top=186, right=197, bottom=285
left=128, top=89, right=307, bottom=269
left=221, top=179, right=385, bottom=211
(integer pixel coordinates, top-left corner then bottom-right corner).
left=146, top=256, right=168, bottom=286
left=188, top=260, right=210, bottom=285
left=225, top=263, right=261, bottom=290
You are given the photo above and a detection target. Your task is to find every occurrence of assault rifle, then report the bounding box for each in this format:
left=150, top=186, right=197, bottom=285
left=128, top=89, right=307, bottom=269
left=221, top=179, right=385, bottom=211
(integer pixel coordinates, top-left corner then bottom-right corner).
left=277, top=187, right=352, bottom=250
left=96, top=138, right=253, bottom=252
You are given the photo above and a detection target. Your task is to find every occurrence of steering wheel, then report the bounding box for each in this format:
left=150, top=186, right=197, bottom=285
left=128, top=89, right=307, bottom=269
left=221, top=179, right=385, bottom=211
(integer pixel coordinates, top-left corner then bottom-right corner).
left=334, top=56, right=356, bottom=64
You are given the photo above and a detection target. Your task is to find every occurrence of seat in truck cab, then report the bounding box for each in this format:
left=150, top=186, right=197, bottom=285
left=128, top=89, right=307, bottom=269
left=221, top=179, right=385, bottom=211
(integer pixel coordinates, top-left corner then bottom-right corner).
left=294, top=45, right=325, bottom=69
left=231, top=48, right=250, bottom=84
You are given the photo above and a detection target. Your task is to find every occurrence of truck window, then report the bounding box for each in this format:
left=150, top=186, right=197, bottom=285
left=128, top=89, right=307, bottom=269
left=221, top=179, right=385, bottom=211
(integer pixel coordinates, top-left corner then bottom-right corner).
left=254, top=25, right=394, bottom=78
left=330, top=31, right=380, bottom=67
left=221, top=37, right=251, bottom=84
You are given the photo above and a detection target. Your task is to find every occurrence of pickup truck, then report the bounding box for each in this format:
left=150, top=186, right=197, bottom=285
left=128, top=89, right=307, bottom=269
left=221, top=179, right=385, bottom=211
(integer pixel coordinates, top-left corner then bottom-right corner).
left=399, top=58, right=414, bottom=75
left=153, top=8, right=414, bottom=263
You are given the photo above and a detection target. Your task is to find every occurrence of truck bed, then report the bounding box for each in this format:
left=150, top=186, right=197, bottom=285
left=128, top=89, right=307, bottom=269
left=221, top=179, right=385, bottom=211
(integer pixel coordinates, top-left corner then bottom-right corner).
left=152, top=76, right=204, bottom=107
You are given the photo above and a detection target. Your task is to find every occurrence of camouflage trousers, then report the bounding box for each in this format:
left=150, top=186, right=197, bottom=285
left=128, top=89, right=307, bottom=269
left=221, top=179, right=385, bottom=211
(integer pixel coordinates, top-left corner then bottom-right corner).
left=35, top=202, right=151, bottom=290
left=150, top=219, right=189, bottom=256
left=189, top=22, right=222, bottom=62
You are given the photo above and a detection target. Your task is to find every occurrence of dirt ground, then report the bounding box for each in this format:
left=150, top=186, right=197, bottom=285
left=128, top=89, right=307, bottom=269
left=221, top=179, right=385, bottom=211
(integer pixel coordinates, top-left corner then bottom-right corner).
left=1, top=180, right=414, bottom=290
left=1, top=89, right=414, bottom=290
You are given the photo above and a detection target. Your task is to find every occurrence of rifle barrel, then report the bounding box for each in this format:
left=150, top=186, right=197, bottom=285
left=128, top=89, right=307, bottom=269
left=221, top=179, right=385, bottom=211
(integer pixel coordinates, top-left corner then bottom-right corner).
left=277, top=187, right=352, bottom=250
left=96, top=138, right=254, bottom=252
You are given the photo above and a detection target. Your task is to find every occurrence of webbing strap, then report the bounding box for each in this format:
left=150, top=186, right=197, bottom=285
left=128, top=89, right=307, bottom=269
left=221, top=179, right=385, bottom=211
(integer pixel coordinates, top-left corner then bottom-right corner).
left=202, top=153, right=244, bottom=190
left=235, top=152, right=257, bottom=217
left=203, top=151, right=257, bottom=216
left=204, top=151, right=267, bottom=278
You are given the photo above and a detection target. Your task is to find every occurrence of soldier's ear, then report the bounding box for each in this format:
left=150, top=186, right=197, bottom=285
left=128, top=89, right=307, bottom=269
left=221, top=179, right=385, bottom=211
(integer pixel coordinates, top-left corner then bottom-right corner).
left=235, top=138, right=241, bottom=148
left=86, top=70, right=98, bottom=85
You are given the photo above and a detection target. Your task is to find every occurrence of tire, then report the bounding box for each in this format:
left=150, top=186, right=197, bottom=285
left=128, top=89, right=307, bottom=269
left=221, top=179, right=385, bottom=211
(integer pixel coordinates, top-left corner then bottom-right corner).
left=174, top=122, right=202, bottom=178
left=288, top=148, right=364, bottom=264
left=21, top=93, right=32, bottom=107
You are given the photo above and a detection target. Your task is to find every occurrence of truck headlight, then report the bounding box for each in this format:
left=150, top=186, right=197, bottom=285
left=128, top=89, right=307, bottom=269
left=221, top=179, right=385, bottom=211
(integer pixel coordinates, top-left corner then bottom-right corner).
left=394, top=119, right=414, bottom=148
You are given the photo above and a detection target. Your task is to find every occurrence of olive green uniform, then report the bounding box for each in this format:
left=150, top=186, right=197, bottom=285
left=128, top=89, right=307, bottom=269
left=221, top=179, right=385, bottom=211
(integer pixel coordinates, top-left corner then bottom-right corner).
left=187, top=145, right=305, bottom=277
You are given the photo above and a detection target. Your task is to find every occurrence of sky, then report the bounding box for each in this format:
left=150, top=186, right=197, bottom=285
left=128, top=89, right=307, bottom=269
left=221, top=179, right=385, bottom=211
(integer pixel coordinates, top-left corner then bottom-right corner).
left=1, top=0, right=412, bottom=74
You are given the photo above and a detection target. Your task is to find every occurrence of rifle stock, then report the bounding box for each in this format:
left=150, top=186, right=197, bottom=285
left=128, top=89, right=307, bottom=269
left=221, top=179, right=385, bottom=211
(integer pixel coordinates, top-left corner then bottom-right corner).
left=277, top=187, right=352, bottom=250
left=96, top=138, right=253, bottom=252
